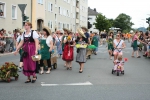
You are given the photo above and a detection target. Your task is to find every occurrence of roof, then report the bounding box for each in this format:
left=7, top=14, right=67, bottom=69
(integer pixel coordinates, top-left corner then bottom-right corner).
left=88, top=7, right=99, bottom=16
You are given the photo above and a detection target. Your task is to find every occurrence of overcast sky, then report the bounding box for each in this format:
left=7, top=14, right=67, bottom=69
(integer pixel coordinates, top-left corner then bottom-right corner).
left=88, top=0, right=150, bottom=28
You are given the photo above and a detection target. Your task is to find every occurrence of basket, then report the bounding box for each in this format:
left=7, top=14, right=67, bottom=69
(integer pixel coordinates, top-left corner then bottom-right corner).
left=87, top=45, right=96, bottom=50
left=76, top=44, right=87, bottom=48
left=31, top=55, right=41, bottom=61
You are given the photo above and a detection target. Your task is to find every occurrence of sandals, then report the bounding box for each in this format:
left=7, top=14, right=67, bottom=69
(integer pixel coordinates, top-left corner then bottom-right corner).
left=137, top=56, right=141, bottom=58
left=79, top=70, right=83, bottom=73
left=25, top=79, right=31, bottom=83
left=32, top=76, right=37, bottom=83
left=46, top=71, right=51, bottom=74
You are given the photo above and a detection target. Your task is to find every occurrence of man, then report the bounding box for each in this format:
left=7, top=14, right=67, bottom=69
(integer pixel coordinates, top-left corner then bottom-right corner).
left=81, top=27, right=91, bottom=58
left=81, top=27, right=91, bottom=44
left=5, top=31, right=14, bottom=52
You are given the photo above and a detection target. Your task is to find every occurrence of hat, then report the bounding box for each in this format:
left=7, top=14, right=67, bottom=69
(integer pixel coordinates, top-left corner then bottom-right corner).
left=19, top=29, right=24, bottom=33
left=77, top=28, right=86, bottom=38
left=63, top=28, right=70, bottom=33
left=43, top=26, right=51, bottom=35
left=81, top=26, right=88, bottom=31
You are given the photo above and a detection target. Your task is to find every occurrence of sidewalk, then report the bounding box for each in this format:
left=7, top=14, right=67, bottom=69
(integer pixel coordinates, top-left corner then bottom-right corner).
left=0, top=52, right=14, bottom=57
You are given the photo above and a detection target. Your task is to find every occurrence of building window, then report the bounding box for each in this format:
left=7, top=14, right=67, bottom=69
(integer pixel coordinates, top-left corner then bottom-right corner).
left=40, top=0, right=43, bottom=4
left=0, top=2, right=5, bottom=17
left=58, top=22, right=60, bottom=29
left=55, top=14, right=57, bottom=20
left=67, top=24, right=69, bottom=29
left=48, top=21, right=53, bottom=29
left=12, top=5, right=17, bottom=19
left=55, top=0, right=57, bottom=4
left=51, top=4, right=53, bottom=11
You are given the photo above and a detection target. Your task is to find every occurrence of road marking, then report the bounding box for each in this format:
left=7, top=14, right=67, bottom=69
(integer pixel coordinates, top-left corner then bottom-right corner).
left=41, top=81, right=93, bottom=86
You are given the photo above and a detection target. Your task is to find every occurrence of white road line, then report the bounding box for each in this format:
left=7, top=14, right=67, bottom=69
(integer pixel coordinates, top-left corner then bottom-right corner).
left=41, top=81, right=93, bottom=86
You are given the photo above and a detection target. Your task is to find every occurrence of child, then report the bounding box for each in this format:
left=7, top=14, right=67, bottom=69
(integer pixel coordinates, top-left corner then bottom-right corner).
left=114, top=55, right=125, bottom=73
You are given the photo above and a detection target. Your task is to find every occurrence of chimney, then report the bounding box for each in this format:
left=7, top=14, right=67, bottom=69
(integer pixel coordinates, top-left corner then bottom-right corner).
left=94, top=8, right=96, bottom=12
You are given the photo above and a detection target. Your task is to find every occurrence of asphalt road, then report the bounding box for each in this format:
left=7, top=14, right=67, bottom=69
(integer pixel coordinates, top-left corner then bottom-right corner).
left=0, top=41, right=150, bottom=100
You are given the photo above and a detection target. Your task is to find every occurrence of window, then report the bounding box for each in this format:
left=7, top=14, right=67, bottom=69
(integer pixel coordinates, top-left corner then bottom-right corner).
left=55, top=0, right=57, bottom=4
left=0, top=2, right=5, bottom=17
left=55, top=14, right=57, bottom=20
left=12, top=5, right=17, bottom=19
left=58, top=22, right=61, bottom=29
left=51, top=4, right=53, bottom=11
left=48, top=21, right=53, bottom=29
left=63, top=23, right=65, bottom=28
left=67, top=24, right=69, bottom=29
left=59, top=7, right=60, bottom=14
left=38, top=0, right=43, bottom=4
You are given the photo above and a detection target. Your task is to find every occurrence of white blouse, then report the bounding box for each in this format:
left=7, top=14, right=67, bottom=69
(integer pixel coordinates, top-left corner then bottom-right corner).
left=21, top=30, right=39, bottom=40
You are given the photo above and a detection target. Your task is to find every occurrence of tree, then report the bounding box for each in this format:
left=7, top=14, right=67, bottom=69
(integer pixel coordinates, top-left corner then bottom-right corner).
left=94, top=13, right=111, bottom=31
left=88, top=21, right=92, bottom=29
left=113, top=13, right=134, bottom=33
left=108, top=19, right=114, bottom=27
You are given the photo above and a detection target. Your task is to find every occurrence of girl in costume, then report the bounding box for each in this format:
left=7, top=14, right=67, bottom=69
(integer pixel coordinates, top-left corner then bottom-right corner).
left=131, top=31, right=145, bottom=58
left=62, top=30, right=75, bottom=70
left=14, top=22, right=39, bottom=83
left=76, top=29, right=87, bottom=73
left=39, top=27, right=53, bottom=74
left=91, top=32, right=98, bottom=55
left=61, top=28, right=69, bottom=67
left=107, top=32, right=114, bottom=60
left=16, top=29, right=24, bottom=72
left=55, top=30, right=62, bottom=57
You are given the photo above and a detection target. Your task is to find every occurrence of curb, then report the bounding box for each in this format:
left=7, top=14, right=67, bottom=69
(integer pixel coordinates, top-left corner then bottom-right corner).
left=0, top=52, right=14, bottom=57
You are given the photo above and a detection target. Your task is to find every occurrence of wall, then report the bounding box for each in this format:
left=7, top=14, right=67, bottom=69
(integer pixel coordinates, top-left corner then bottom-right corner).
left=0, top=0, right=31, bottom=31
left=88, top=15, right=99, bottom=33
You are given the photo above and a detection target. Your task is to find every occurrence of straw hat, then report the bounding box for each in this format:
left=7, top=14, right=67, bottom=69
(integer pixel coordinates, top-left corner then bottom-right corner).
left=81, top=26, right=88, bottom=31
left=63, top=28, right=70, bottom=33
left=19, top=29, right=24, bottom=34
left=31, top=55, right=41, bottom=61
left=43, top=26, right=51, bottom=35
left=77, top=28, right=86, bottom=38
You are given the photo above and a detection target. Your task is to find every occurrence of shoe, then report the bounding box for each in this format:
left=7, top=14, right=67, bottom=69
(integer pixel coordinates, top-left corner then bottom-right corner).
left=67, top=67, right=69, bottom=70
left=25, top=79, right=31, bottom=83
left=46, top=71, right=50, bottom=74
left=79, top=70, right=83, bottom=73
left=18, top=67, right=22, bottom=72
left=40, top=71, right=44, bottom=75
left=32, top=76, right=37, bottom=83
left=137, top=56, right=141, bottom=58
left=69, top=67, right=72, bottom=70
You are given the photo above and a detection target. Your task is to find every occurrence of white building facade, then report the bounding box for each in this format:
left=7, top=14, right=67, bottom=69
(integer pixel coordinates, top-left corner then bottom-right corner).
left=88, top=7, right=99, bottom=33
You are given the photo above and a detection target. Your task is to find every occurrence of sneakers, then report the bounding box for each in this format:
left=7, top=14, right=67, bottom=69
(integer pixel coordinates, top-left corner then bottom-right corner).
left=18, top=67, right=22, bottom=72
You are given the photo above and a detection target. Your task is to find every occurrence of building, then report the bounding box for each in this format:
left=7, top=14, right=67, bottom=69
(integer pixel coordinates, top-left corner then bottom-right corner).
left=0, top=0, right=31, bottom=31
left=0, top=0, right=88, bottom=32
left=88, top=7, right=99, bottom=33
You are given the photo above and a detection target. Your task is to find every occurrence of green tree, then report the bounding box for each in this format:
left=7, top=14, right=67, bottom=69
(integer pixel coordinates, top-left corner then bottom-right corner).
left=113, top=13, right=134, bottom=32
left=108, top=19, right=114, bottom=27
left=94, top=13, right=111, bottom=31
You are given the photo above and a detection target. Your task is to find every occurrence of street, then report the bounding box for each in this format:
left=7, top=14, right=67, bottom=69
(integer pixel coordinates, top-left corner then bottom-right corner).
left=0, top=41, right=150, bottom=100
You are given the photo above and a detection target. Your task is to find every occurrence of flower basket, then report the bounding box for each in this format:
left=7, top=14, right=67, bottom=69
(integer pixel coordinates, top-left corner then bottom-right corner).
left=0, top=62, right=19, bottom=83
left=76, top=44, right=87, bottom=48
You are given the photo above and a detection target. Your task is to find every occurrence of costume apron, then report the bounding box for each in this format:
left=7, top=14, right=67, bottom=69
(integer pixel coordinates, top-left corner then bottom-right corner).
left=62, top=36, right=67, bottom=51
left=133, top=40, right=137, bottom=48
left=108, top=38, right=113, bottom=50
left=62, top=37, right=74, bottom=61
left=40, top=39, right=50, bottom=60
left=92, top=36, right=98, bottom=47
left=22, top=30, right=36, bottom=76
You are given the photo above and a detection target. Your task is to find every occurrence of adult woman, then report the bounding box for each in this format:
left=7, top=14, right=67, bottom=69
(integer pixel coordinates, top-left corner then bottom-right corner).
left=76, top=29, right=87, bottom=73
left=91, top=32, right=98, bottom=55
left=61, top=28, right=69, bottom=67
left=138, top=31, right=144, bottom=51
left=131, top=31, right=145, bottom=58
left=143, top=32, right=149, bottom=56
left=39, top=27, right=53, bottom=74
left=62, top=29, right=75, bottom=70
left=107, top=32, right=114, bottom=60
left=16, top=29, right=24, bottom=72
left=55, top=30, right=62, bottom=57
left=113, top=33, right=126, bottom=61
left=14, top=22, right=39, bottom=83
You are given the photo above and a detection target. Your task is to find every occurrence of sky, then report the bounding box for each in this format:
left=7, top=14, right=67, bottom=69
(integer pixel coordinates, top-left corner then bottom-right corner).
left=88, top=0, right=150, bottom=28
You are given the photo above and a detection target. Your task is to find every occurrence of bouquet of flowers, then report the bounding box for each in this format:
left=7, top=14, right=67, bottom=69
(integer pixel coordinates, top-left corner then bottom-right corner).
left=67, top=36, right=71, bottom=41
left=0, top=62, right=19, bottom=82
